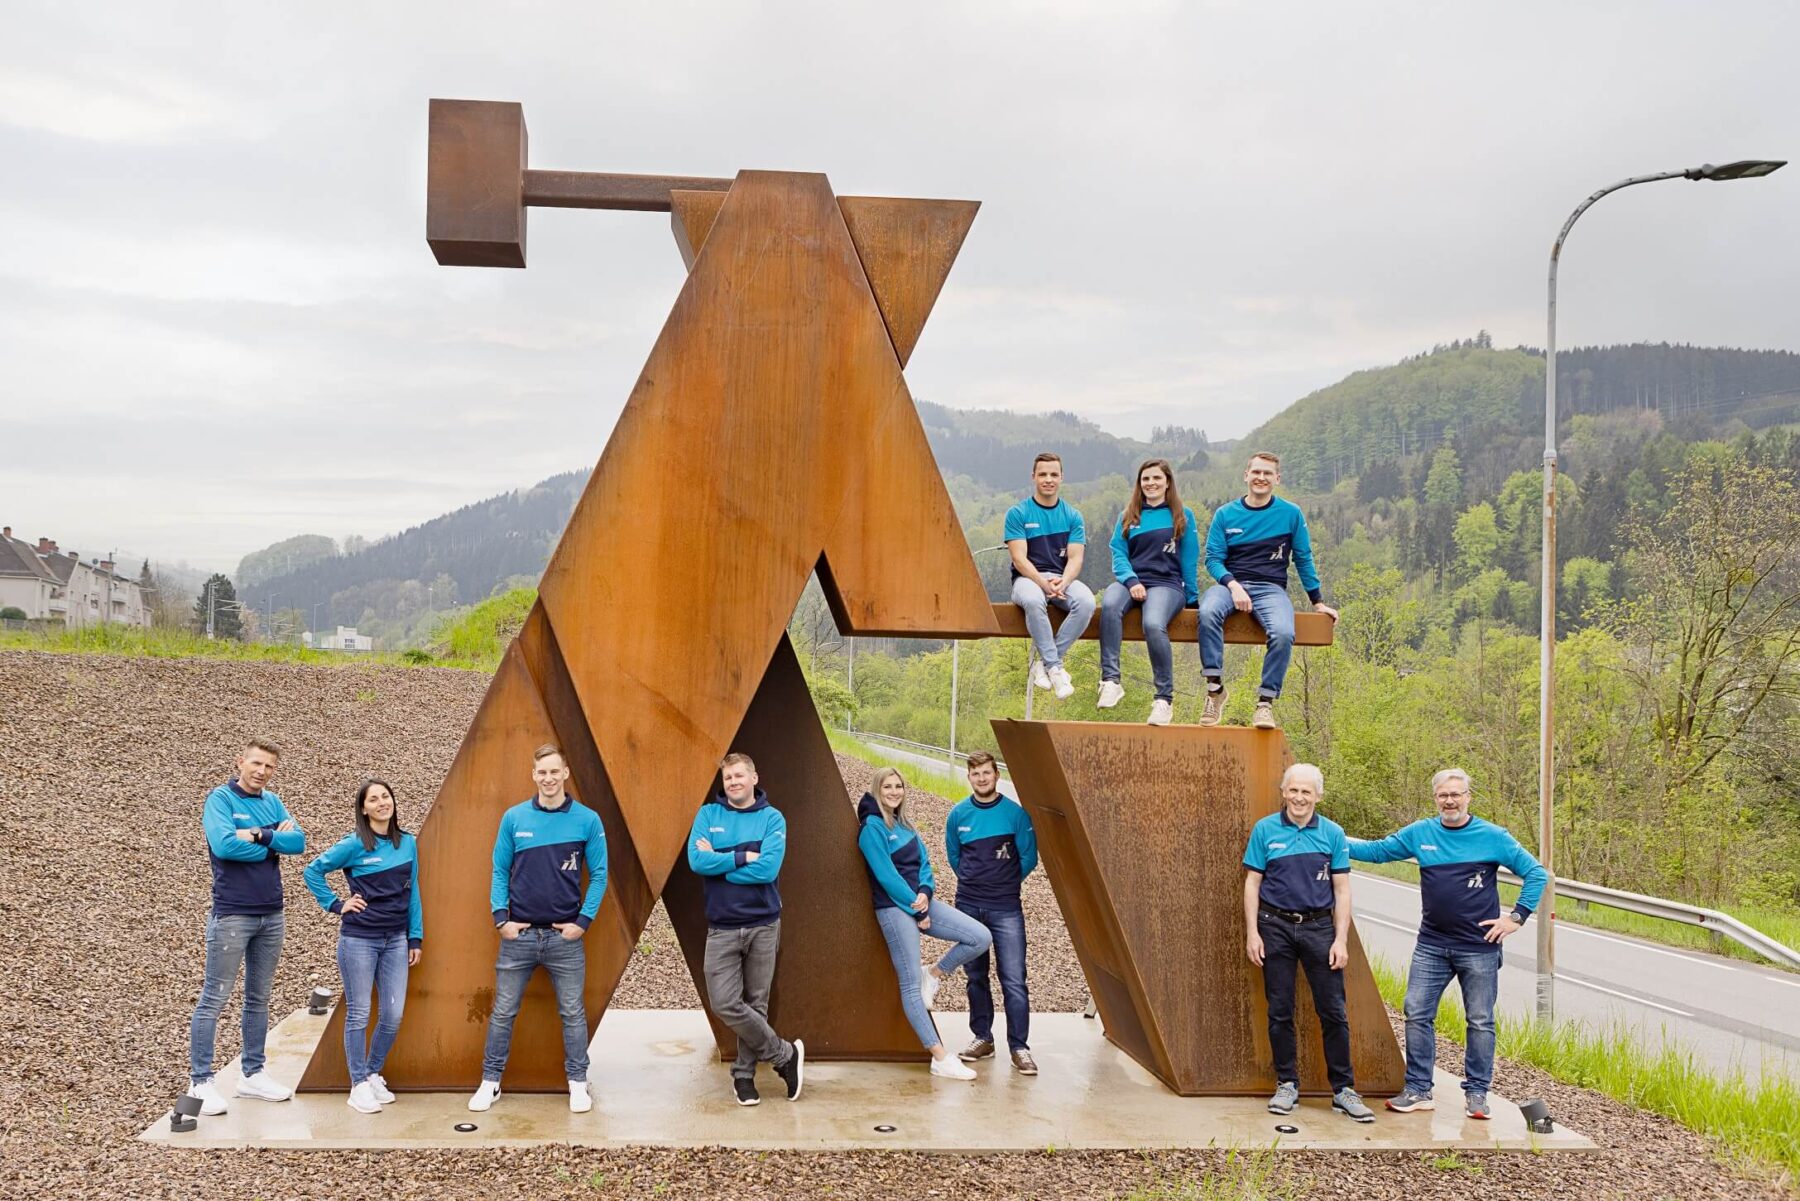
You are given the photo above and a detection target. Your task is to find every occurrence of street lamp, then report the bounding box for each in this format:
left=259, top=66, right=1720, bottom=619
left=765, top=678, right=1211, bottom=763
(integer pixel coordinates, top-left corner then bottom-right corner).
left=1537, top=157, right=1784, bottom=1024
left=951, top=544, right=1012, bottom=767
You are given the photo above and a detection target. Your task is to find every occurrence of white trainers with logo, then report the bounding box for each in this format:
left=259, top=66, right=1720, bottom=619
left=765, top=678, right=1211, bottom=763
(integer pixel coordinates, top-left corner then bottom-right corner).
left=367, top=1073, right=396, bottom=1104
left=347, top=1080, right=382, bottom=1114
left=187, top=1080, right=228, bottom=1116
left=1029, top=660, right=1052, bottom=690
left=235, top=1072, right=291, bottom=1102
left=468, top=1080, right=501, bottom=1112
left=1096, top=680, right=1125, bottom=709
left=1050, top=665, right=1075, bottom=700
left=1147, top=699, right=1174, bottom=726
left=930, top=1054, right=977, bottom=1080
left=569, top=1080, right=593, bottom=1113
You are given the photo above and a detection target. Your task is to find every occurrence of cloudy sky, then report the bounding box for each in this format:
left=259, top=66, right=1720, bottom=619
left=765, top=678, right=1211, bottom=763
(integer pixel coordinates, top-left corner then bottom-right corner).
left=3, top=1, right=1795, bottom=571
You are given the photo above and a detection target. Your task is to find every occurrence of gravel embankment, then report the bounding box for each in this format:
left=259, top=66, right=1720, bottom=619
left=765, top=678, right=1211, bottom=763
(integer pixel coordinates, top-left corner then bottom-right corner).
left=0, top=649, right=1784, bottom=1199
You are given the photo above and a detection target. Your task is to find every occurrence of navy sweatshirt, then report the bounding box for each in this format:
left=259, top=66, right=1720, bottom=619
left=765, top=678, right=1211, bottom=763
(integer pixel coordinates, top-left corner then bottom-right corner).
left=304, top=831, right=424, bottom=948
left=203, top=780, right=306, bottom=916
left=856, top=792, right=935, bottom=923
left=1205, top=495, right=1323, bottom=604
left=1004, top=495, right=1087, bottom=579
left=686, top=788, right=786, bottom=929
left=1109, top=502, right=1200, bottom=603
left=945, top=794, right=1038, bottom=908
left=490, top=794, right=608, bottom=929
left=1349, top=816, right=1547, bottom=952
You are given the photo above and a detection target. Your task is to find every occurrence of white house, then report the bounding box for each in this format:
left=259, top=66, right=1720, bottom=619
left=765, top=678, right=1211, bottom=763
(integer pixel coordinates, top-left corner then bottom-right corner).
left=0, top=528, right=152, bottom=628
left=305, top=625, right=374, bottom=653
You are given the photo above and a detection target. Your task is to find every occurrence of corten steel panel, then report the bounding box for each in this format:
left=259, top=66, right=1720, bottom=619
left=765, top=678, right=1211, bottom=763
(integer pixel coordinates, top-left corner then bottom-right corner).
left=991, top=720, right=1404, bottom=1097
left=661, top=635, right=927, bottom=1061
left=836, top=196, right=980, bottom=368
left=426, top=99, right=527, bottom=268
left=301, top=635, right=612, bottom=1091
left=669, top=190, right=727, bottom=271
left=976, top=603, right=1335, bottom=646
left=536, top=169, right=994, bottom=901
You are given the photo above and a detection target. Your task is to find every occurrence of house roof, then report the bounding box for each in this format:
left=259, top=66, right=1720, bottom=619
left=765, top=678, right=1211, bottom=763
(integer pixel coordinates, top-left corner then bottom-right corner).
left=0, top=535, right=58, bottom=582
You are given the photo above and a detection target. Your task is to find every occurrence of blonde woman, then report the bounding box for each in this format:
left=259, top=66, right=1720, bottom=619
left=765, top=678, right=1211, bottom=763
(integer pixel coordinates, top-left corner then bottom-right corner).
left=855, top=767, right=992, bottom=1079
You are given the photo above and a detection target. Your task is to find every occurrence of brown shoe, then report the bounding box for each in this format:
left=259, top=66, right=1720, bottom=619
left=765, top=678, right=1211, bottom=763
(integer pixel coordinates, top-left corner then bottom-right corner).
left=1200, top=688, right=1227, bottom=726
left=958, top=1037, right=995, bottom=1063
left=1253, top=700, right=1278, bottom=729
left=1011, top=1049, right=1039, bottom=1076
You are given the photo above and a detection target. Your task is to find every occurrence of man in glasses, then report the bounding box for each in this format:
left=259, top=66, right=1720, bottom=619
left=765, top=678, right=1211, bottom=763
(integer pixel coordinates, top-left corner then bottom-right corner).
left=1347, top=769, right=1547, bottom=1120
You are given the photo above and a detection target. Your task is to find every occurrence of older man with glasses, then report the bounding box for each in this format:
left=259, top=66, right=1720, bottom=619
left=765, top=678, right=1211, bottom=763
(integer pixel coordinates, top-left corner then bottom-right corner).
left=1347, top=769, right=1548, bottom=1120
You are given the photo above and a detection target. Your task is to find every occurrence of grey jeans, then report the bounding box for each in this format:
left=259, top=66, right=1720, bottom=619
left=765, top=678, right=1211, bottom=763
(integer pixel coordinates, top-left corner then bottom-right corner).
left=703, top=920, right=794, bottom=1080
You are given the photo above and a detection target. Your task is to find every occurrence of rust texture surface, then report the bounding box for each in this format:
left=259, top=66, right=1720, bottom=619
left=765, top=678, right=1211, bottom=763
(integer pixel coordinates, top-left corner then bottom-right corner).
left=990, top=720, right=1404, bottom=1097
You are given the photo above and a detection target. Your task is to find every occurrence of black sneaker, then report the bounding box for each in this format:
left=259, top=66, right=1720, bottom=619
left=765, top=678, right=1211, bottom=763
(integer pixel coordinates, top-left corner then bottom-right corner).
left=777, top=1039, right=805, bottom=1101
left=733, top=1077, right=760, bottom=1107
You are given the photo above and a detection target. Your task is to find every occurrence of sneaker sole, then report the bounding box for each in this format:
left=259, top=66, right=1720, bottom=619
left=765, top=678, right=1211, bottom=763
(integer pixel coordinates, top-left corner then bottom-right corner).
left=735, top=1093, right=761, bottom=1107
left=1014, top=1064, right=1038, bottom=1076
left=1333, top=1105, right=1376, bottom=1123
left=787, top=1041, right=805, bottom=1102
left=957, top=1050, right=995, bottom=1062
left=1385, top=1099, right=1434, bottom=1113
left=347, top=1097, right=383, bottom=1114
left=1267, top=1103, right=1295, bottom=1114
left=1466, top=1109, right=1490, bottom=1120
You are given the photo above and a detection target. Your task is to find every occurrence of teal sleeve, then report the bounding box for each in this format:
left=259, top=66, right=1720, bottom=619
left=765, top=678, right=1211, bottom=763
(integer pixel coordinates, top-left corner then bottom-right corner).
left=1071, top=507, right=1087, bottom=546
left=1180, top=509, right=1201, bottom=604
left=686, top=807, right=737, bottom=877
left=1505, top=834, right=1548, bottom=915
left=1347, top=828, right=1416, bottom=864
left=1292, top=510, right=1322, bottom=600
left=858, top=823, right=920, bottom=910
left=408, top=839, right=424, bottom=946
left=1205, top=509, right=1231, bottom=585
left=490, top=811, right=514, bottom=924
left=302, top=834, right=358, bottom=913
left=944, top=807, right=963, bottom=877
left=1330, top=827, right=1351, bottom=873
left=266, top=799, right=305, bottom=855
left=727, top=811, right=786, bottom=884
left=1015, top=807, right=1038, bottom=880
left=1003, top=505, right=1027, bottom=542
left=1242, top=824, right=1268, bottom=871
left=577, top=814, right=608, bottom=928
left=203, top=791, right=268, bottom=862
left=1110, top=518, right=1135, bottom=585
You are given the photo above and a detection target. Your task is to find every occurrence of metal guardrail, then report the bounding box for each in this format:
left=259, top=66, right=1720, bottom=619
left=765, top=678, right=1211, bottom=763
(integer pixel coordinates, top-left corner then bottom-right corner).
left=842, top=728, right=1800, bottom=972
left=1499, top=869, right=1800, bottom=971
left=841, top=729, right=1010, bottom=776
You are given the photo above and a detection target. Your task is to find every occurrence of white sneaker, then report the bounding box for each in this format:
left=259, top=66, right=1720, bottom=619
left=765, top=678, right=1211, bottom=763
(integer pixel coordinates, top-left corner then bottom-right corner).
left=1253, top=700, right=1278, bottom=729
left=187, top=1080, right=228, bottom=1116
left=468, top=1080, right=501, bottom=1112
left=367, top=1073, right=396, bottom=1104
left=1096, top=680, right=1125, bottom=709
left=569, top=1079, right=593, bottom=1113
left=1050, top=665, right=1075, bottom=700
left=1029, top=660, right=1052, bottom=690
left=921, top=971, right=941, bottom=1009
left=235, top=1072, right=291, bottom=1102
left=347, top=1080, right=382, bottom=1114
left=930, top=1054, right=977, bottom=1080
left=1147, top=699, right=1174, bottom=726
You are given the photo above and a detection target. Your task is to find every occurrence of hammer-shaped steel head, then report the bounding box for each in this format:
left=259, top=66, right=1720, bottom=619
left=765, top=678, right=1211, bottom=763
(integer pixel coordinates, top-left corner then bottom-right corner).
left=427, top=99, right=528, bottom=268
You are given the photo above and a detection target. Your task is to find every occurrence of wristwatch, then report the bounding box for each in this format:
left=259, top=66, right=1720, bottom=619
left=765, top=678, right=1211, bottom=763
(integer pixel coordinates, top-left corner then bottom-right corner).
left=1510, top=908, right=1529, bottom=926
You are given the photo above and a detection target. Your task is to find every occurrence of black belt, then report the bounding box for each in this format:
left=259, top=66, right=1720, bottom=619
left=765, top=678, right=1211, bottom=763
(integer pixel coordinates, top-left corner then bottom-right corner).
left=1260, top=904, right=1333, bottom=924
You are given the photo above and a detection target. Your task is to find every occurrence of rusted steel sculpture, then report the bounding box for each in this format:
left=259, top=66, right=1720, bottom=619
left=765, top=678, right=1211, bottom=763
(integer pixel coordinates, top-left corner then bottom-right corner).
left=991, top=720, right=1405, bottom=1096
left=303, top=98, right=1394, bottom=1095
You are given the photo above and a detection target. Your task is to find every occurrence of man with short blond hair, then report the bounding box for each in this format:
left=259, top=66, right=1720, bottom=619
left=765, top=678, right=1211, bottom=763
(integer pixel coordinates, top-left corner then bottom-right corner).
left=1005, top=452, right=1095, bottom=701
left=186, top=738, right=306, bottom=1117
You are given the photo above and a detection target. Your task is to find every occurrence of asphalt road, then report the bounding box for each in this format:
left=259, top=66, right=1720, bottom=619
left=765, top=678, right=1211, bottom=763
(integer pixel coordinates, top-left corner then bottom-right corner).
left=1351, top=870, right=1800, bottom=1079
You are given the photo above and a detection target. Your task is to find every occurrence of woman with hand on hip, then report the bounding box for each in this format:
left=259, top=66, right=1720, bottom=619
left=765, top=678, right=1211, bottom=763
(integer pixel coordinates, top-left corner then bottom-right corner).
left=303, top=778, right=422, bottom=1114
left=856, top=766, right=992, bottom=1079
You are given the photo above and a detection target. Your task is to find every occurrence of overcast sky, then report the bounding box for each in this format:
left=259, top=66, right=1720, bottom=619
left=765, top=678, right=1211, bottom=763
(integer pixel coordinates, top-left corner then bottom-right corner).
left=3, top=1, right=1795, bottom=571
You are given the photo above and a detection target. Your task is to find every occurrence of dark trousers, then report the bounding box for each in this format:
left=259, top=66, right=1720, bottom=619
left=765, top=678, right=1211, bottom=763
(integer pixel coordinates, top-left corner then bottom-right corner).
left=1258, top=910, right=1353, bottom=1091
left=955, top=900, right=1030, bottom=1051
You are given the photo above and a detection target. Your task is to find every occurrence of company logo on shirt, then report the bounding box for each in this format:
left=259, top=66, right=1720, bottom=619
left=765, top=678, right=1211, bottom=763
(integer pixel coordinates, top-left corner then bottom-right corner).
left=561, top=851, right=580, bottom=872
left=995, top=844, right=1012, bottom=860
left=233, top=813, right=251, bottom=820
left=1420, top=844, right=1437, bottom=851
left=1466, top=869, right=1485, bottom=889
left=1315, top=865, right=1329, bottom=881
left=1269, top=546, right=1286, bottom=561
left=957, top=825, right=973, bottom=834
left=360, top=856, right=382, bottom=866
left=1162, top=537, right=1178, bottom=554
left=1227, top=527, right=1244, bottom=535
left=1024, top=522, right=1040, bottom=530
left=1269, top=841, right=1287, bottom=851
left=709, top=826, right=726, bottom=834
left=516, top=830, right=534, bottom=839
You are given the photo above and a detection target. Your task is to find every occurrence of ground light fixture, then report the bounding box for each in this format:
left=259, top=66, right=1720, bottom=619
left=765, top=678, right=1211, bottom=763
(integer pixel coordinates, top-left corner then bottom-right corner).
left=1273, top=1123, right=1299, bottom=1135
left=307, top=986, right=333, bottom=1015
left=454, top=1122, right=478, bottom=1133
left=169, top=1093, right=202, bottom=1133
left=1518, top=1097, right=1555, bottom=1133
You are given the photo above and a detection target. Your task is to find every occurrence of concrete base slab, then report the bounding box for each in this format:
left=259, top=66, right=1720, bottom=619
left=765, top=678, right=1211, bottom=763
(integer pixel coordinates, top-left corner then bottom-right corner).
left=143, top=1008, right=1593, bottom=1153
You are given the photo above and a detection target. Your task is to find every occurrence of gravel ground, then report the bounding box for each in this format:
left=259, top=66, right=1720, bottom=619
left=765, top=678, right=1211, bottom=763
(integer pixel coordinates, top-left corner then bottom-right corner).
left=0, top=649, right=1785, bottom=1199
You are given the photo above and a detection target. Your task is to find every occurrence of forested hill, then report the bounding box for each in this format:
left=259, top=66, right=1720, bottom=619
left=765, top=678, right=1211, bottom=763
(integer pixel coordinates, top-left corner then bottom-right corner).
left=1251, top=338, right=1800, bottom=496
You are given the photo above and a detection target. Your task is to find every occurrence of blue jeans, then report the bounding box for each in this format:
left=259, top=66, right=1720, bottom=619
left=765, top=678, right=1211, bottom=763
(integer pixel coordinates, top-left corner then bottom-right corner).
left=874, top=902, right=993, bottom=1050
left=1010, top=576, right=1097, bottom=669
left=1099, top=582, right=1184, bottom=701
left=956, top=901, right=1029, bottom=1051
left=1198, top=582, right=1296, bottom=699
left=189, top=911, right=285, bottom=1084
left=338, top=931, right=410, bottom=1085
left=1403, top=941, right=1500, bottom=1096
left=481, top=928, right=590, bottom=1082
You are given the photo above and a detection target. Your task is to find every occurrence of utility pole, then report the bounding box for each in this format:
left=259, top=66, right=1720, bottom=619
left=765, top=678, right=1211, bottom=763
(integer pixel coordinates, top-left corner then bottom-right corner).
left=205, top=577, right=215, bottom=640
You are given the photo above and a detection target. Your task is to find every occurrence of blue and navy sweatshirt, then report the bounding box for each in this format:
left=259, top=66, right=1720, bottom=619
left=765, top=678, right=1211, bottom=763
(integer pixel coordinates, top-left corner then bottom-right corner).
left=1205, top=495, right=1323, bottom=604
left=1109, top=502, right=1200, bottom=603
left=203, top=780, right=306, bottom=916
left=856, top=792, right=935, bottom=924
left=1349, top=816, right=1548, bottom=952
left=945, top=794, right=1038, bottom=909
left=304, top=831, right=423, bottom=948
left=1243, top=809, right=1350, bottom=913
left=686, top=788, right=786, bottom=930
left=1004, top=496, right=1087, bottom=579
left=490, top=794, right=608, bottom=929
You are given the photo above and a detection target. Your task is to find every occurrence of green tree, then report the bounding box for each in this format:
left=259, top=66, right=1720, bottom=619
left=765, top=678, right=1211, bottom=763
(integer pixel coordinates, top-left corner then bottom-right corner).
left=1452, top=503, right=1500, bottom=580
left=193, top=574, right=243, bottom=640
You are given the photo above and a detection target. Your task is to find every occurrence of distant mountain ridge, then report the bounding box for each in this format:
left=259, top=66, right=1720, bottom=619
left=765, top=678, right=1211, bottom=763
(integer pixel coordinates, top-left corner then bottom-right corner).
left=237, top=341, right=1800, bottom=631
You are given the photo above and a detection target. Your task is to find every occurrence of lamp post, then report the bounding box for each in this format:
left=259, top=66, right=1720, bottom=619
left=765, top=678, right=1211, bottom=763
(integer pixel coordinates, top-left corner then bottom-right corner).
left=952, top=544, right=1012, bottom=767
left=1537, top=158, right=1785, bottom=1024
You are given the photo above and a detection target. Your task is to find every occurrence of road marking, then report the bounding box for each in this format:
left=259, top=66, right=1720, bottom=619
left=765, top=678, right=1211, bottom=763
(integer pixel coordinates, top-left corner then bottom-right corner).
left=1560, top=977, right=1693, bottom=1017
left=1355, top=914, right=1418, bottom=934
